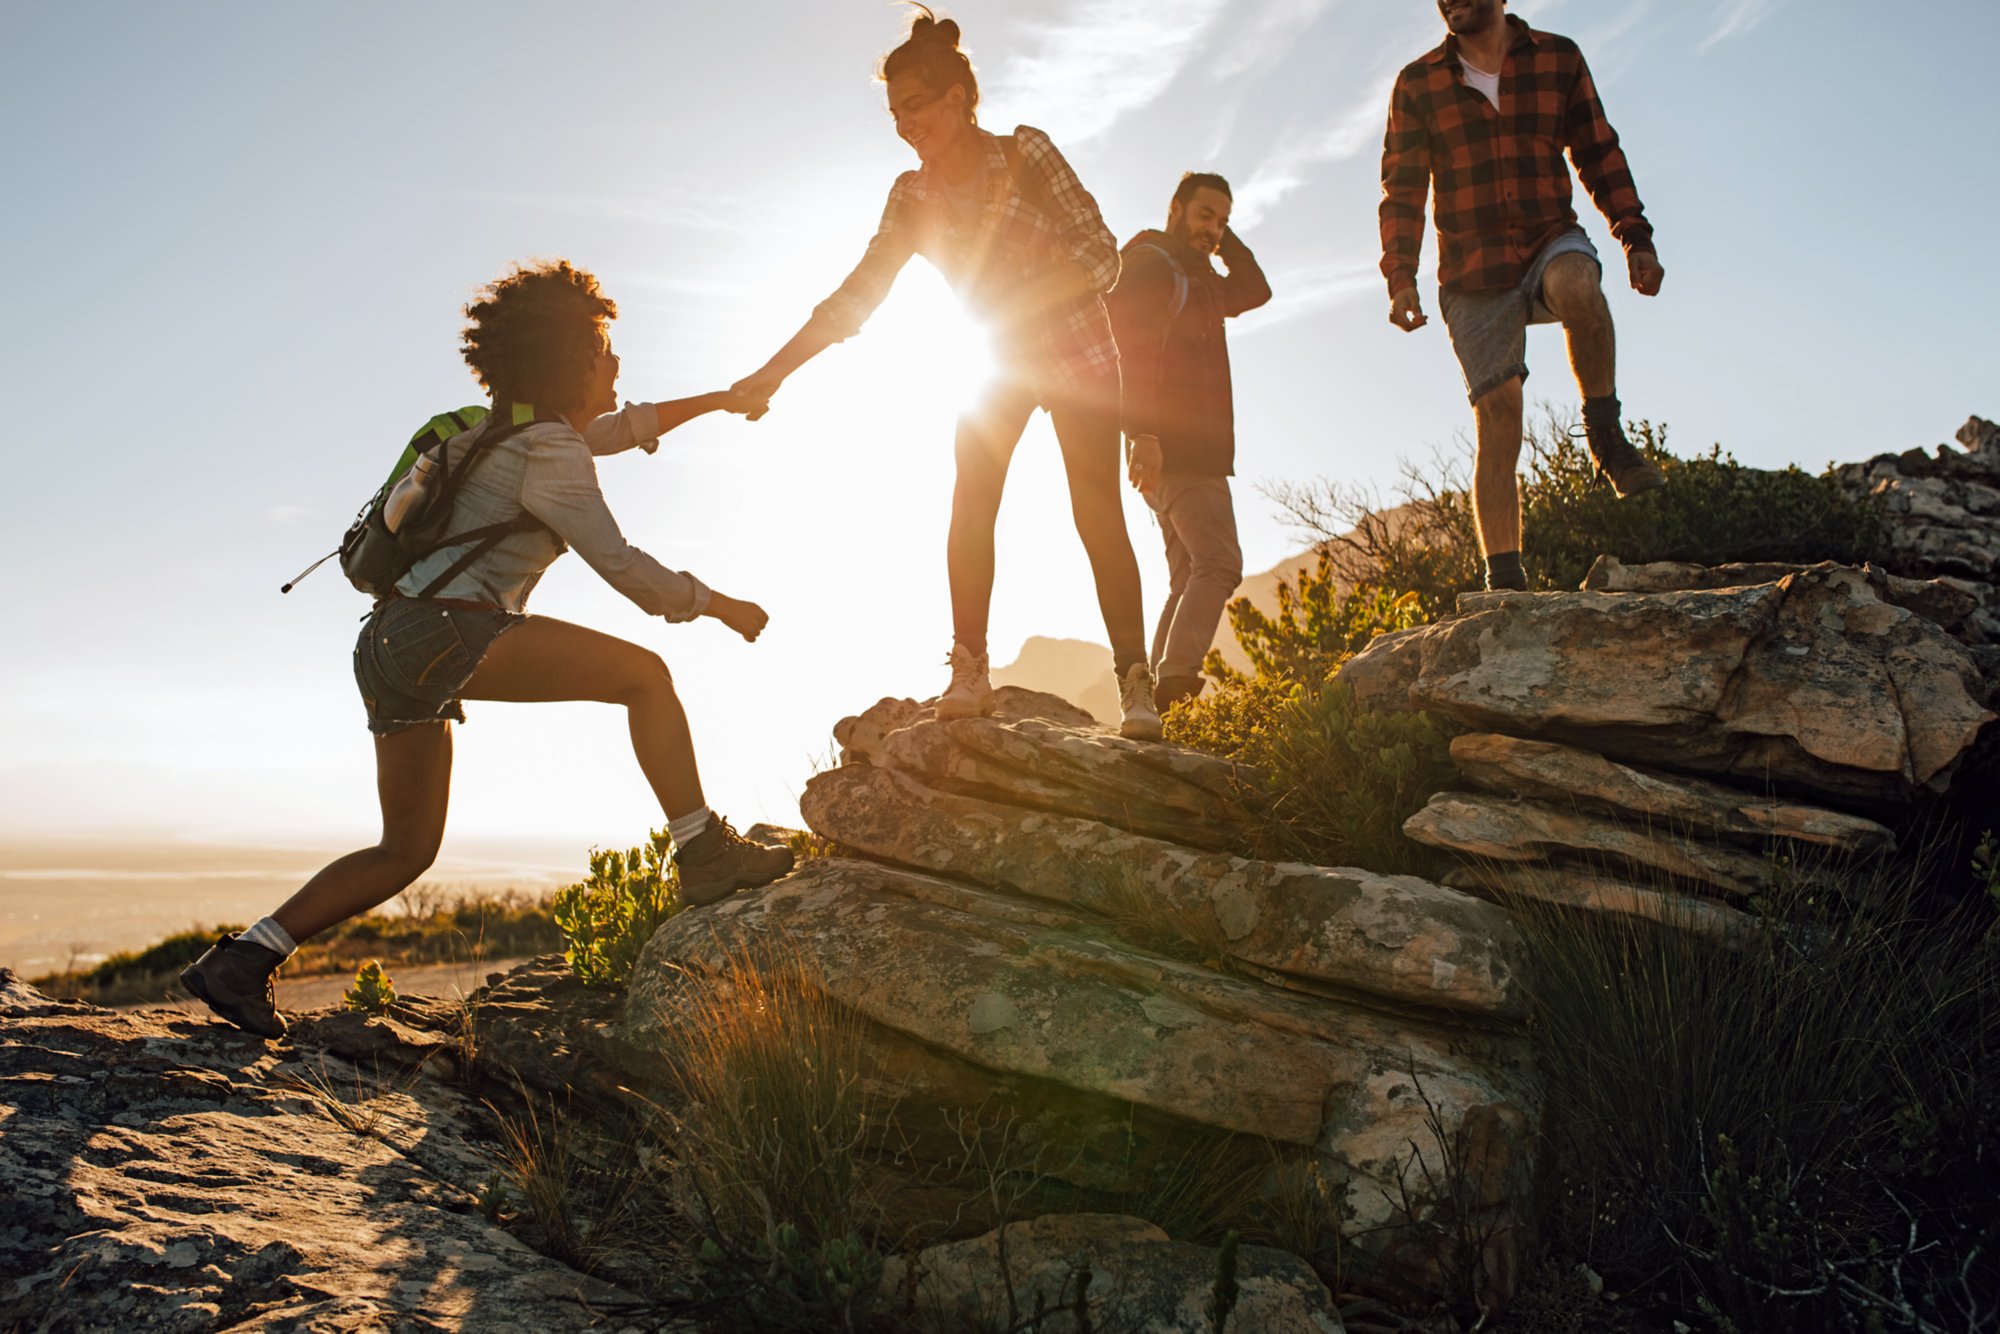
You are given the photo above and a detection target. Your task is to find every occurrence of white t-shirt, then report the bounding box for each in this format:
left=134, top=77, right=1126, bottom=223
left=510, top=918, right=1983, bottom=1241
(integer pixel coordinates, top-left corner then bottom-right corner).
left=1462, top=60, right=1501, bottom=110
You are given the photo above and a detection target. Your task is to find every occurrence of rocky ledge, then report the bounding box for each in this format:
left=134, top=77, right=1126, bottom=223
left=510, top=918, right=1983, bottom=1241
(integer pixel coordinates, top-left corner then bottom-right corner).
left=624, top=688, right=1539, bottom=1308
left=1342, top=561, right=1995, bottom=937
left=0, top=970, right=637, bottom=1333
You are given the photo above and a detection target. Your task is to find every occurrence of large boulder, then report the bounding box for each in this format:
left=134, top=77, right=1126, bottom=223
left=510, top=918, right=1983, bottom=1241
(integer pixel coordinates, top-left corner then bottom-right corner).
left=802, top=762, right=1527, bottom=1018
left=1339, top=564, right=1994, bottom=804
left=626, top=690, right=1541, bottom=1302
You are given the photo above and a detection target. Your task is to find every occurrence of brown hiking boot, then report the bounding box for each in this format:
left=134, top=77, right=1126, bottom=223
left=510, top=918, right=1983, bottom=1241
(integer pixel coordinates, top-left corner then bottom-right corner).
left=179, top=934, right=288, bottom=1040
left=675, top=817, right=795, bottom=908
left=1578, top=420, right=1666, bottom=498
left=1154, top=674, right=1205, bottom=713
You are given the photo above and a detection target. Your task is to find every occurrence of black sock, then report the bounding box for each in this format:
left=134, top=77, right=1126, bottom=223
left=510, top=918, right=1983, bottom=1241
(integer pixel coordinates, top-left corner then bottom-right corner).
left=1484, top=551, right=1527, bottom=592
left=1583, top=394, right=1622, bottom=433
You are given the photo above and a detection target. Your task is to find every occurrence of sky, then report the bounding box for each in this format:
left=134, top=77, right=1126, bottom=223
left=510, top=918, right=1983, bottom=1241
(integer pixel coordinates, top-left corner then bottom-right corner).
left=2, top=0, right=1995, bottom=866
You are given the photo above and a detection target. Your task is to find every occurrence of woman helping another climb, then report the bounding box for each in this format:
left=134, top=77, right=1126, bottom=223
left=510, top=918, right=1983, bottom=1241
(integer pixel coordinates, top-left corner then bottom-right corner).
left=732, top=6, right=1161, bottom=740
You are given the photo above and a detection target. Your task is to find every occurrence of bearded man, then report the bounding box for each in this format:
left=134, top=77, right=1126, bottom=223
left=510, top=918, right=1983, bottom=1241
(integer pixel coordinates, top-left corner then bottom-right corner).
left=1381, top=0, right=1666, bottom=592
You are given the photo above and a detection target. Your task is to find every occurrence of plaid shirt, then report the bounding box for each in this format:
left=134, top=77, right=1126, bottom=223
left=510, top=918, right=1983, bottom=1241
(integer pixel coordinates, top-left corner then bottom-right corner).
left=1379, top=16, right=1654, bottom=296
left=814, top=125, right=1121, bottom=401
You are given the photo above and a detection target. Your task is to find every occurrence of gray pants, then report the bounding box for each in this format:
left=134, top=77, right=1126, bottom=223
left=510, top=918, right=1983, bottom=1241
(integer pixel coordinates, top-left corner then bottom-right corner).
left=1145, top=472, right=1243, bottom=682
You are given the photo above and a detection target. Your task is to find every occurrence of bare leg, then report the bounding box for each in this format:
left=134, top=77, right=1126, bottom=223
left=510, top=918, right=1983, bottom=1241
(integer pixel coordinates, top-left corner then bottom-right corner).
left=948, top=388, right=1037, bottom=655
left=272, top=723, right=451, bottom=943
left=1050, top=398, right=1148, bottom=671
left=1471, top=377, right=1525, bottom=558
left=1540, top=252, right=1616, bottom=399
left=464, top=615, right=705, bottom=819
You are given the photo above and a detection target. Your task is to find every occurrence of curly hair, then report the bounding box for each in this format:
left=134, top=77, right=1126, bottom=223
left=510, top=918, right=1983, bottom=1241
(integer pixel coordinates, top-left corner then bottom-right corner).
left=460, top=259, right=617, bottom=414
left=880, top=5, right=978, bottom=124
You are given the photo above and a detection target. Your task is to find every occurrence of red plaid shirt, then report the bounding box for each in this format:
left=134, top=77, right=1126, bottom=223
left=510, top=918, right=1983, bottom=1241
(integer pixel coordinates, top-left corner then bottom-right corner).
left=814, top=125, right=1121, bottom=401
left=1379, top=16, right=1654, bottom=296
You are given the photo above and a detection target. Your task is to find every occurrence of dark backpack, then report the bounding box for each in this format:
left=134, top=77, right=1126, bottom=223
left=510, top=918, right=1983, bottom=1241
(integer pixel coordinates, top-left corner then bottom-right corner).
left=280, top=405, right=546, bottom=598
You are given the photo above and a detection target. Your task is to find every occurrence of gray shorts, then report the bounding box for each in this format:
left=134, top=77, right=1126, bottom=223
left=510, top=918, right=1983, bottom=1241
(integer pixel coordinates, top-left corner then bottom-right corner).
left=1438, top=228, right=1600, bottom=405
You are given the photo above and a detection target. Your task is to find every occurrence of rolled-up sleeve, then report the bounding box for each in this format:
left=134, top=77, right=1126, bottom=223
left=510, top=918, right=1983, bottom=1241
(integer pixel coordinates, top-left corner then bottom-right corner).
left=810, top=173, right=921, bottom=342
left=580, top=401, right=667, bottom=457
left=1015, top=126, right=1118, bottom=295
left=518, top=434, right=711, bottom=621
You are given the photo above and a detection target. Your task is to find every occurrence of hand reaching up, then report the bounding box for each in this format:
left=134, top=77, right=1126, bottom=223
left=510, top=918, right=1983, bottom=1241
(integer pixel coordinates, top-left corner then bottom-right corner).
left=705, top=591, right=770, bottom=643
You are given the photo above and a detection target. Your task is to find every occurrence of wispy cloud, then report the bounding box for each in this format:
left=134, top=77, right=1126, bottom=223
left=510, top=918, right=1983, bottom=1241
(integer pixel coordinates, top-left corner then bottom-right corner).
left=1210, top=0, right=1340, bottom=80
left=1233, top=255, right=1379, bottom=336
left=987, top=0, right=1233, bottom=143
left=1700, top=0, right=1788, bottom=51
left=1228, top=72, right=1393, bottom=226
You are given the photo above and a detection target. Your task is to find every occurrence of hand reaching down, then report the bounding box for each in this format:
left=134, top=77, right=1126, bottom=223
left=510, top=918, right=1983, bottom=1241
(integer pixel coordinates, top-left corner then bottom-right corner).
left=705, top=592, right=770, bottom=643
left=1389, top=287, right=1428, bottom=332
left=1628, top=249, right=1665, bottom=297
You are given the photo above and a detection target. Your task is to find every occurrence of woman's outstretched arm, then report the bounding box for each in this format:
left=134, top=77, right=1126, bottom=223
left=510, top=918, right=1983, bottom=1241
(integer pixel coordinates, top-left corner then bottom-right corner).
left=734, top=174, right=921, bottom=406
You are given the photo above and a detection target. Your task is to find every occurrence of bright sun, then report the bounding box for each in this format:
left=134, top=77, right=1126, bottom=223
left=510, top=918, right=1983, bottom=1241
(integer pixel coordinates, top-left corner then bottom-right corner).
left=859, top=264, right=997, bottom=415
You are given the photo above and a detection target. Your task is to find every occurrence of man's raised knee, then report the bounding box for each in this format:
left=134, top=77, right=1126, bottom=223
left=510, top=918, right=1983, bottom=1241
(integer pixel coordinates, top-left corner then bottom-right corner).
left=1542, top=254, right=1605, bottom=316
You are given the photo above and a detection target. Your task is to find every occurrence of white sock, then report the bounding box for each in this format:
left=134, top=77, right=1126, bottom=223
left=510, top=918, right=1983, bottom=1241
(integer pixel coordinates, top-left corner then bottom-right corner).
left=668, top=806, right=715, bottom=850
left=239, top=916, right=297, bottom=959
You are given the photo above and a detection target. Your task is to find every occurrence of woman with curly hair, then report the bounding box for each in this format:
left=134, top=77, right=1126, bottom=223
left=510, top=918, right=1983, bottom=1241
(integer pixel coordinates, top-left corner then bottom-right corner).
left=732, top=6, right=1161, bottom=741
left=180, top=260, right=793, bottom=1039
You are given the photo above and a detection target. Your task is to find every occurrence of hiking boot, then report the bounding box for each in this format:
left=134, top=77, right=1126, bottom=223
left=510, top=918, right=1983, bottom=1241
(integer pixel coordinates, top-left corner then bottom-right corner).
left=1578, top=420, right=1666, bottom=498
left=675, top=817, right=795, bottom=908
left=935, top=644, right=993, bottom=721
left=179, top=934, right=288, bottom=1040
left=1154, top=673, right=1205, bottom=713
left=1118, top=663, right=1164, bottom=741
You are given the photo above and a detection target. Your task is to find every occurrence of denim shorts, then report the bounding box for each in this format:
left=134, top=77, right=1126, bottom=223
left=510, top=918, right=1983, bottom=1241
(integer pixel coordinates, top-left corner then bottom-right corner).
left=1438, top=227, right=1601, bottom=405
left=353, top=598, right=522, bottom=735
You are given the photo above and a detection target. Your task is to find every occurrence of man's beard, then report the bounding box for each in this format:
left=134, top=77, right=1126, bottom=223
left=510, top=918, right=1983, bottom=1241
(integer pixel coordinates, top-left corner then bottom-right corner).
left=1443, top=1, right=1500, bottom=36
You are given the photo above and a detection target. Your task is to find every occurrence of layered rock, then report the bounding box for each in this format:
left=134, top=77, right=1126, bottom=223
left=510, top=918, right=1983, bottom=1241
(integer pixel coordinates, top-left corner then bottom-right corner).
left=1343, top=564, right=1994, bottom=803
left=626, top=690, right=1539, bottom=1301
left=880, top=1214, right=1345, bottom=1333
left=1835, top=416, right=2000, bottom=633
left=0, top=970, right=633, bottom=1332
left=1345, top=562, right=1993, bottom=934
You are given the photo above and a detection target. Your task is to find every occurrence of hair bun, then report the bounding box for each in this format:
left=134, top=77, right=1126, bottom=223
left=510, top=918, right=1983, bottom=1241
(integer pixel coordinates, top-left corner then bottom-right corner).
left=913, top=14, right=960, bottom=47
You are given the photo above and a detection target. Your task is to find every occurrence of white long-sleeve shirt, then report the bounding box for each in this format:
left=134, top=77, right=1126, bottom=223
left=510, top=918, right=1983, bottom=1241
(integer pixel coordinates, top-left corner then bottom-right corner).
left=396, top=402, right=711, bottom=620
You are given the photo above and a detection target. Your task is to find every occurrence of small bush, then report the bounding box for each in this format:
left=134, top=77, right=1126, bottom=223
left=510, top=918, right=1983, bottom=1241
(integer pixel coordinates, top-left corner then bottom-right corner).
left=342, top=959, right=397, bottom=1015
left=1170, top=678, right=1458, bottom=876
left=550, top=829, right=680, bottom=988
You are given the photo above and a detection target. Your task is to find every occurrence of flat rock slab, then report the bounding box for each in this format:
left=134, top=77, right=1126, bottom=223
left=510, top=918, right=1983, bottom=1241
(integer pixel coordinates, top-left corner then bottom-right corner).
left=0, top=973, right=632, bottom=1332
left=1340, top=565, right=1993, bottom=802
left=803, top=763, right=1527, bottom=1019
left=833, top=689, right=1252, bottom=850
left=1448, top=732, right=1896, bottom=854
left=880, top=1213, right=1344, bottom=1333
left=1443, top=864, right=1761, bottom=943
left=1405, top=792, right=1775, bottom=898
left=625, top=859, right=1536, bottom=1258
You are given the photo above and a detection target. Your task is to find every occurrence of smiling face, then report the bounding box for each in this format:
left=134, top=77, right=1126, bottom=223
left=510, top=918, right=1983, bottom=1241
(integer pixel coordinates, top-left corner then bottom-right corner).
left=886, top=69, right=971, bottom=166
left=1438, top=0, right=1503, bottom=37
left=1167, top=187, right=1232, bottom=256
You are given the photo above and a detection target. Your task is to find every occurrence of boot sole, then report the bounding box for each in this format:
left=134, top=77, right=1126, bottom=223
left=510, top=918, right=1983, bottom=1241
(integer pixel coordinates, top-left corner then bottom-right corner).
left=1119, top=719, right=1164, bottom=742
left=1608, top=469, right=1667, bottom=499
left=179, top=965, right=286, bottom=1040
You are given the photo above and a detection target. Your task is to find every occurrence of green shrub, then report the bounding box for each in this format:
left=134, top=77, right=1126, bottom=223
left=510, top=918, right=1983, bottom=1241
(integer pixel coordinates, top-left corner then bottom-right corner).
left=550, top=829, right=680, bottom=989
left=1508, top=843, right=2000, bottom=1332
left=342, top=959, right=397, bottom=1015
left=1170, top=678, right=1458, bottom=876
